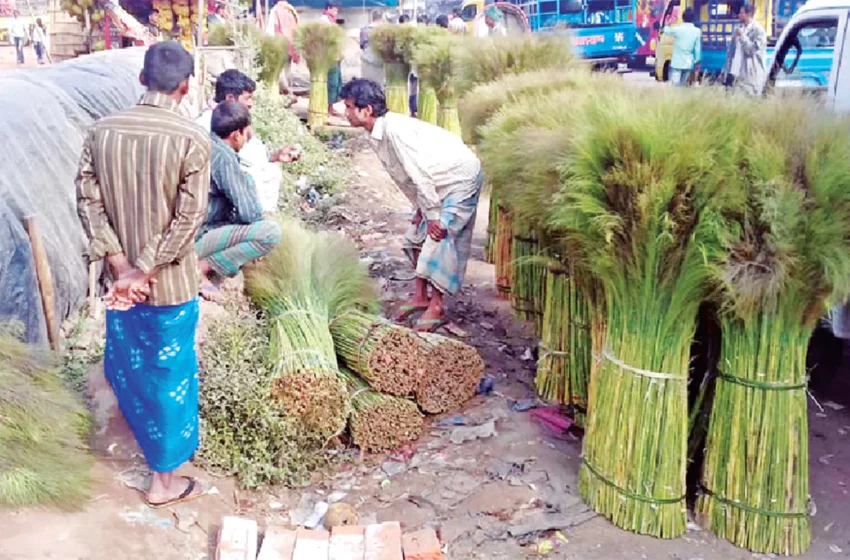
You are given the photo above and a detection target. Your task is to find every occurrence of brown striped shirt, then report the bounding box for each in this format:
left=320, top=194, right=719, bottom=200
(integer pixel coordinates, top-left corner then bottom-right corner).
left=76, top=91, right=211, bottom=306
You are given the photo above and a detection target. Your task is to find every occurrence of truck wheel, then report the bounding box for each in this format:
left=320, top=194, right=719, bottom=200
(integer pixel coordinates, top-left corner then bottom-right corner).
left=630, top=55, right=647, bottom=69
left=662, top=62, right=670, bottom=82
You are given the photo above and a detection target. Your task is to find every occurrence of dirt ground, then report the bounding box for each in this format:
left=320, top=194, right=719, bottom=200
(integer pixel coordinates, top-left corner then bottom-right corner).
left=2, top=105, right=850, bottom=560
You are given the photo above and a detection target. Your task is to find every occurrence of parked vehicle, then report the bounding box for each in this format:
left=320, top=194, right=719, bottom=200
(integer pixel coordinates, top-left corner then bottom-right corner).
left=652, top=0, right=831, bottom=82
left=460, top=0, right=639, bottom=64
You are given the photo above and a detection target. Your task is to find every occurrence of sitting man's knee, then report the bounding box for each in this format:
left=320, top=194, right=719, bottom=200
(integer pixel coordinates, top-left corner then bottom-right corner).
left=258, top=220, right=282, bottom=247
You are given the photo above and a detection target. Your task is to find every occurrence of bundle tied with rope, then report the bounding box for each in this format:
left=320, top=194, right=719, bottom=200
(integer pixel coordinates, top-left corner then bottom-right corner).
left=339, top=367, right=424, bottom=453
left=510, top=227, right=546, bottom=332
left=414, top=331, right=485, bottom=414
left=329, top=310, right=426, bottom=396
left=245, top=220, right=377, bottom=441
left=535, top=262, right=592, bottom=426
left=494, top=205, right=513, bottom=298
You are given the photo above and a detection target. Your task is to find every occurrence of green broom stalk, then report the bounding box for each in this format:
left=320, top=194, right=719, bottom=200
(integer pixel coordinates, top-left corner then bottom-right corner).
left=418, top=85, right=438, bottom=124
left=385, top=62, right=410, bottom=115
left=295, top=22, right=345, bottom=128
left=436, top=86, right=461, bottom=137
left=696, top=312, right=811, bottom=555
left=484, top=192, right=497, bottom=263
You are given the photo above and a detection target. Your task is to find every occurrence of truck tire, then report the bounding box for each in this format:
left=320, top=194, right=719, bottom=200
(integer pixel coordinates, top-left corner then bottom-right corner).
left=630, top=55, right=647, bottom=69
left=662, top=61, right=670, bottom=82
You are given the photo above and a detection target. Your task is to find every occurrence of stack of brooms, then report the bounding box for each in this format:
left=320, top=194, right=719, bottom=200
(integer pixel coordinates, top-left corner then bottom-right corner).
left=295, top=22, right=346, bottom=127
left=246, top=220, right=485, bottom=453
left=370, top=24, right=420, bottom=115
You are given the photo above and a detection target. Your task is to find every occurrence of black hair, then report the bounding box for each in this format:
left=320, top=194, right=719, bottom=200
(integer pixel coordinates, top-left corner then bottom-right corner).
left=741, top=3, right=755, bottom=15
left=211, top=101, right=251, bottom=139
left=435, top=14, right=449, bottom=27
left=417, top=14, right=429, bottom=24
left=452, top=8, right=461, bottom=16
left=141, top=42, right=194, bottom=94
left=398, top=14, right=410, bottom=23
left=682, top=7, right=694, bottom=22
left=325, top=0, right=339, bottom=9
left=214, top=69, right=256, bottom=103
left=339, top=79, right=388, bottom=117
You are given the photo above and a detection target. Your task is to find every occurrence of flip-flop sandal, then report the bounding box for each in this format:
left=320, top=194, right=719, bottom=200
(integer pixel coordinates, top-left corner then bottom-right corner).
left=145, top=477, right=206, bottom=510
left=414, top=318, right=448, bottom=333
left=396, top=304, right=427, bottom=321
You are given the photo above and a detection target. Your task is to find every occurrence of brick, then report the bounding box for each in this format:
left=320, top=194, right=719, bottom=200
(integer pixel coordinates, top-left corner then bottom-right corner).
left=216, top=516, right=258, bottom=560
left=401, top=529, right=443, bottom=560
left=329, top=525, right=366, bottom=560
left=258, top=527, right=297, bottom=560
left=364, top=522, right=403, bottom=560
left=293, top=528, right=330, bottom=560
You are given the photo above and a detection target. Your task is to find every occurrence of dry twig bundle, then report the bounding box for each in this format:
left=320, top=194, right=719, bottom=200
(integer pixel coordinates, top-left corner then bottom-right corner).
left=414, top=332, right=485, bottom=414
left=330, top=310, right=426, bottom=396
left=340, top=368, right=424, bottom=453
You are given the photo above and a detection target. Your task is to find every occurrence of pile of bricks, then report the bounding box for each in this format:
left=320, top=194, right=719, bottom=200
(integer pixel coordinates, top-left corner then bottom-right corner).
left=217, top=517, right=444, bottom=560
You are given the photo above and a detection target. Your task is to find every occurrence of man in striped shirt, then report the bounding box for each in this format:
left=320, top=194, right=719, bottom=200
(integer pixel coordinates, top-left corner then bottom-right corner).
left=196, top=101, right=282, bottom=300
left=76, top=42, right=211, bottom=508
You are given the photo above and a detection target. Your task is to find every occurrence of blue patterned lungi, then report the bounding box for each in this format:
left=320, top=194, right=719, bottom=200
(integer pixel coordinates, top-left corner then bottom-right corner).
left=104, top=299, right=200, bottom=473
left=403, top=173, right=484, bottom=295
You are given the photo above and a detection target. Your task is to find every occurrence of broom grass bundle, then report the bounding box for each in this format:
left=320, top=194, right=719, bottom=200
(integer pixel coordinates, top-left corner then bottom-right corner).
left=246, top=220, right=377, bottom=441
left=696, top=99, right=850, bottom=555
left=370, top=24, right=420, bottom=114
left=330, top=310, right=426, bottom=396
left=511, top=226, right=546, bottom=331
left=484, top=189, right=498, bottom=263
left=455, top=34, right=575, bottom=96
left=257, top=34, right=290, bottom=95
left=551, top=87, right=748, bottom=538
left=414, top=34, right=462, bottom=135
left=494, top=206, right=513, bottom=298
left=535, top=265, right=592, bottom=426
left=414, top=27, right=447, bottom=124
left=414, top=332, right=485, bottom=414
left=459, top=68, right=589, bottom=145
left=339, top=368, right=424, bottom=453
left=0, top=331, right=92, bottom=509
left=295, top=22, right=346, bottom=127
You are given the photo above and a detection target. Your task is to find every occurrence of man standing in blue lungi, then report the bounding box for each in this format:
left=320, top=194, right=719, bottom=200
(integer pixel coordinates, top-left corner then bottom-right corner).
left=76, top=42, right=212, bottom=508
left=340, top=79, right=483, bottom=332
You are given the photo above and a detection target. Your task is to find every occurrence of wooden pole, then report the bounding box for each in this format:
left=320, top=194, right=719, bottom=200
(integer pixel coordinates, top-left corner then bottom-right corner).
left=23, top=216, right=61, bottom=352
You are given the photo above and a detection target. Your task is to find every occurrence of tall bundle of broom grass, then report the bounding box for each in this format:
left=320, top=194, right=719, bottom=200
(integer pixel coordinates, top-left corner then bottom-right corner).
left=414, top=27, right=447, bottom=124
left=459, top=68, right=589, bottom=145
left=551, top=87, right=748, bottom=538
left=370, top=24, right=420, bottom=114
left=454, top=34, right=574, bottom=96
left=414, top=332, right=485, bottom=414
left=295, top=22, right=346, bottom=127
left=330, top=310, right=426, bottom=396
left=696, top=99, right=850, bottom=555
left=414, top=34, right=462, bottom=136
left=257, top=34, right=290, bottom=96
left=0, top=330, right=92, bottom=509
left=245, top=220, right=377, bottom=441
left=339, top=367, right=424, bottom=453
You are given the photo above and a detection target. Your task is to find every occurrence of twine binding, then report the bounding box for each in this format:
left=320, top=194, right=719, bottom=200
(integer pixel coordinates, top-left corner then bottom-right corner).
left=601, top=348, right=687, bottom=381
left=583, top=458, right=686, bottom=505
left=717, top=371, right=807, bottom=391
left=699, top=485, right=809, bottom=519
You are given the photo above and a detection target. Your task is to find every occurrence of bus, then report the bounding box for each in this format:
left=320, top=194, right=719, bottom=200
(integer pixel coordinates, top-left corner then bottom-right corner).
left=460, top=0, right=640, bottom=63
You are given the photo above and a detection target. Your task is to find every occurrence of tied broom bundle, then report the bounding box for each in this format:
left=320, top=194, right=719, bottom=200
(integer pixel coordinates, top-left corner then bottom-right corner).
left=414, top=34, right=463, bottom=136
left=245, top=220, right=377, bottom=441
left=552, top=87, right=746, bottom=538
left=454, top=34, right=574, bottom=97
left=339, top=368, right=424, bottom=453
left=696, top=99, right=850, bottom=555
left=414, top=332, right=485, bottom=414
left=329, top=310, right=426, bottom=396
left=511, top=225, right=546, bottom=330
left=0, top=329, right=92, bottom=509
left=370, top=24, right=420, bottom=114
left=414, top=27, right=448, bottom=125
left=257, top=34, right=290, bottom=97
left=295, top=21, right=346, bottom=127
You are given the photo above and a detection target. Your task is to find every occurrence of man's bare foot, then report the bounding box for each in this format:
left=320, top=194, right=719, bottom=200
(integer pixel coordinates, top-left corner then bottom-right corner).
left=396, top=299, right=429, bottom=321
left=413, top=304, right=445, bottom=332
left=145, top=476, right=206, bottom=509
left=199, top=282, right=224, bottom=304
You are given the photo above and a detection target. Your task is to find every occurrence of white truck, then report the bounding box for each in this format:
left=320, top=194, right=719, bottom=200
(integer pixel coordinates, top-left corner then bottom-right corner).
left=761, top=0, right=850, bottom=112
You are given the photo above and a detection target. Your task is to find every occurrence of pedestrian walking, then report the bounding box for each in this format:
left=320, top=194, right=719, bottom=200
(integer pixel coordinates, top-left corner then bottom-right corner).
left=76, top=42, right=212, bottom=509
left=662, top=8, right=701, bottom=86
left=319, top=1, right=345, bottom=119
left=10, top=11, right=28, bottom=64
left=360, top=10, right=384, bottom=84
left=448, top=8, right=467, bottom=34
left=722, top=3, right=767, bottom=95
left=32, top=18, right=47, bottom=64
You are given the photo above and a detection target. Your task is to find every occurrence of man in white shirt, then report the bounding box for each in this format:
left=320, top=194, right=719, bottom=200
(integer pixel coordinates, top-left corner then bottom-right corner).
left=448, top=9, right=467, bottom=34
left=10, top=11, right=28, bottom=65
left=341, top=79, right=484, bottom=332
left=197, top=69, right=299, bottom=213
left=721, top=3, right=766, bottom=95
